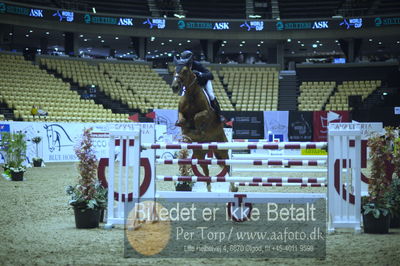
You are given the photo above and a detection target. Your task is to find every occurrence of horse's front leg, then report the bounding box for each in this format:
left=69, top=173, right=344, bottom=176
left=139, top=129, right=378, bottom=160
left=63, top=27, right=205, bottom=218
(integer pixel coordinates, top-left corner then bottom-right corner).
left=175, top=112, right=188, bottom=127
left=193, top=150, right=211, bottom=192
left=194, top=110, right=212, bottom=133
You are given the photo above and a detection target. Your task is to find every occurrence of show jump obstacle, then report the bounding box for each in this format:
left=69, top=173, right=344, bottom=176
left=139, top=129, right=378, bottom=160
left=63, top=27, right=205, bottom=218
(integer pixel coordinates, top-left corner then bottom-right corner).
left=97, top=123, right=362, bottom=233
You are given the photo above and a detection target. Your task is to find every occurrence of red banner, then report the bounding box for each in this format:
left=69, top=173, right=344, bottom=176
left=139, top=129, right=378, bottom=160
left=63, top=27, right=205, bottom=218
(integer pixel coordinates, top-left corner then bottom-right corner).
left=313, top=111, right=349, bottom=142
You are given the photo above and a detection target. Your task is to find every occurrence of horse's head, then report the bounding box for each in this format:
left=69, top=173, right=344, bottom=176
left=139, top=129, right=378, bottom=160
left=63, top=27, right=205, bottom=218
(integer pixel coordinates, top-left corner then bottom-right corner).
left=171, top=55, right=195, bottom=94
left=43, top=125, right=55, bottom=152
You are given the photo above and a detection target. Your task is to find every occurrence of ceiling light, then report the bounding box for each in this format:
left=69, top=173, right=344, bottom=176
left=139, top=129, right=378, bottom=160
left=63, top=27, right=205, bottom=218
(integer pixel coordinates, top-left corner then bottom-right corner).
left=369, top=39, right=373, bottom=42
left=25, top=47, right=29, bottom=50
left=301, top=44, right=304, bottom=47
left=161, top=42, right=164, bottom=45
left=9, top=32, right=12, bottom=36
left=101, top=40, right=105, bottom=43
left=174, top=14, right=185, bottom=19
left=297, top=40, right=301, bottom=43
left=25, top=34, right=29, bottom=37
left=316, top=40, right=320, bottom=43
left=29, top=30, right=33, bottom=33
left=45, top=32, right=49, bottom=35
left=319, top=43, right=323, bottom=46
left=257, top=44, right=261, bottom=47
left=84, top=39, right=88, bottom=42
left=397, top=41, right=400, bottom=44
left=178, top=43, right=182, bottom=46
left=221, top=44, right=225, bottom=47
left=98, top=36, right=102, bottom=39
left=80, top=34, right=83, bottom=37
left=260, top=41, right=264, bottom=44
left=92, top=7, right=96, bottom=13
left=378, top=41, right=382, bottom=45
left=187, top=40, right=191, bottom=43
left=239, top=44, right=243, bottom=47
left=312, top=44, right=318, bottom=48
left=223, top=40, right=227, bottom=43
left=115, top=37, right=119, bottom=40
left=287, top=38, right=291, bottom=42
left=169, top=39, right=172, bottom=42
left=241, top=41, right=245, bottom=44
left=150, top=36, right=155, bottom=41
left=335, top=40, right=338, bottom=42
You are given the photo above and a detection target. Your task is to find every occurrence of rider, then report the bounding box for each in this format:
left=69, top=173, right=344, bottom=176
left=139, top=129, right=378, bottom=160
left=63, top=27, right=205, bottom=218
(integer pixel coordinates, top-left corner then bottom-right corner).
left=180, top=50, right=223, bottom=120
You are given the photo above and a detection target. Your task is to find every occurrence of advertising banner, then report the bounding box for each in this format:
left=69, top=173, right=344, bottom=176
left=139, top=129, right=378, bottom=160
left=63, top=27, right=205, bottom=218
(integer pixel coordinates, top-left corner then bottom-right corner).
left=312, top=111, right=349, bottom=142
left=0, top=121, right=153, bottom=163
left=288, top=111, right=313, bottom=141
left=263, top=111, right=289, bottom=141
left=222, top=111, right=264, bottom=139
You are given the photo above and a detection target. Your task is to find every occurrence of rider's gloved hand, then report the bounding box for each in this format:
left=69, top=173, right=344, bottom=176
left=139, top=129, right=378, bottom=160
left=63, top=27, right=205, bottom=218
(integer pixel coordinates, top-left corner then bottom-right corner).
left=192, top=70, right=202, bottom=79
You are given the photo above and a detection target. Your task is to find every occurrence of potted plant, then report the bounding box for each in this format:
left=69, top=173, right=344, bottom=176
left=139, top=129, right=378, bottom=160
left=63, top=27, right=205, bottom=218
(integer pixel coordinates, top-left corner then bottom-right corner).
left=31, top=136, right=43, bottom=167
left=385, top=178, right=400, bottom=227
left=1, top=131, right=27, bottom=181
left=385, top=134, right=400, bottom=227
left=362, top=128, right=395, bottom=233
left=66, top=128, right=107, bottom=228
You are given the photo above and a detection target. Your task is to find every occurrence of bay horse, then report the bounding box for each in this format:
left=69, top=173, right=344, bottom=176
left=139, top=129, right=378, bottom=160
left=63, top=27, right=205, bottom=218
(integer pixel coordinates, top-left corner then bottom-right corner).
left=171, top=55, right=237, bottom=192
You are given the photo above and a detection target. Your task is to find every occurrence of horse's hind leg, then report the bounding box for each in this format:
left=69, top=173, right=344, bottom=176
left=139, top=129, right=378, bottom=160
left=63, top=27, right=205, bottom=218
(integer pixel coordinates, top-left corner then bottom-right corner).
left=193, top=150, right=211, bottom=192
left=214, top=149, right=238, bottom=192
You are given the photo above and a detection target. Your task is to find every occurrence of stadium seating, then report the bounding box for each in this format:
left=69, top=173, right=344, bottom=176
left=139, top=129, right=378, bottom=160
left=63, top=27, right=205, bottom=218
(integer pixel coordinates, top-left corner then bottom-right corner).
left=40, top=57, right=179, bottom=113
left=298, top=81, right=336, bottom=111
left=98, top=62, right=179, bottom=110
left=0, top=53, right=128, bottom=122
left=218, top=66, right=279, bottom=111
left=325, top=80, right=381, bottom=111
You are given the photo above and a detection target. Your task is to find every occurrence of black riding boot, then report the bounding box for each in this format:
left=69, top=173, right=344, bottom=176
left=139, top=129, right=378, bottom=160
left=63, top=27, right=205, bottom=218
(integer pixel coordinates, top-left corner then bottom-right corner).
left=211, top=98, right=225, bottom=122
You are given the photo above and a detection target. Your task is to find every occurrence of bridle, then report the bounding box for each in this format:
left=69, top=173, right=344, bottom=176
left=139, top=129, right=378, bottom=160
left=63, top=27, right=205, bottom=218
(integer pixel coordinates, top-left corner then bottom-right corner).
left=174, top=68, right=197, bottom=92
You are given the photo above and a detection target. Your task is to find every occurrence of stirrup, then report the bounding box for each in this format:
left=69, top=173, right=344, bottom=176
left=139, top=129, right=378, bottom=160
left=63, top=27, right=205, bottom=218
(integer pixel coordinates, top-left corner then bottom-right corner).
left=175, top=120, right=183, bottom=127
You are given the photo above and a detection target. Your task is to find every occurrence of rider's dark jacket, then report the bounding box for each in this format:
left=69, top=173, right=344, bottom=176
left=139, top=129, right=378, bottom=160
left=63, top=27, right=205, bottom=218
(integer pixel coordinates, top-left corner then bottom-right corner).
left=192, top=61, right=214, bottom=86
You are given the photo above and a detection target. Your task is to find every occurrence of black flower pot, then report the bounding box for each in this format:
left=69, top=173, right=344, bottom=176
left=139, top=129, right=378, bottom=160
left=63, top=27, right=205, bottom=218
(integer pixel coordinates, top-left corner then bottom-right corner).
left=99, top=209, right=105, bottom=223
left=10, top=171, right=24, bottom=181
left=33, top=159, right=42, bottom=167
left=175, top=182, right=192, bottom=191
left=363, top=212, right=391, bottom=234
left=73, top=207, right=101, bottom=229
left=390, top=214, right=400, bottom=228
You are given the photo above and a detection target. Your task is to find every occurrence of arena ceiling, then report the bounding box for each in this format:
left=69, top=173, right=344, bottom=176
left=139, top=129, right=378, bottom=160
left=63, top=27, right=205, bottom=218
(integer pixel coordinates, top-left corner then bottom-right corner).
left=2, top=23, right=399, bottom=60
